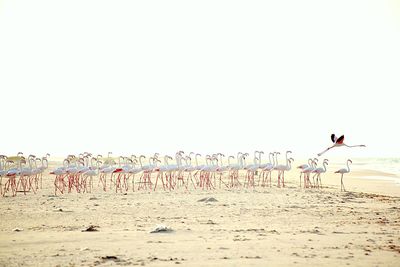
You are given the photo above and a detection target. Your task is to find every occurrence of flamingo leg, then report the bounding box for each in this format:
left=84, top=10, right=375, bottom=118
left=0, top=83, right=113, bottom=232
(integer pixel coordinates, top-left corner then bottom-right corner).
left=341, top=173, right=346, bottom=192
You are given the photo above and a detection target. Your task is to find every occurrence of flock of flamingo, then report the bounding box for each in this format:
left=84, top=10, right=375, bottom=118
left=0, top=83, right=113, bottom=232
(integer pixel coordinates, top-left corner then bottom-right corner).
left=0, top=134, right=365, bottom=197
left=0, top=153, right=49, bottom=197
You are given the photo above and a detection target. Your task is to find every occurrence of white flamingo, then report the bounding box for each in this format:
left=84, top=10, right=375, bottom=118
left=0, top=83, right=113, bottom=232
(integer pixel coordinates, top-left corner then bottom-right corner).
left=297, top=158, right=313, bottom=187
left=335, top=159, right=352, bottom=192
left=312, top=159, right=328, bottom=189
left=259, top=152, right=275, bottom=187
left=273, top=151, right=293, bottom=187
left=301, top=158, right=318, bottom=188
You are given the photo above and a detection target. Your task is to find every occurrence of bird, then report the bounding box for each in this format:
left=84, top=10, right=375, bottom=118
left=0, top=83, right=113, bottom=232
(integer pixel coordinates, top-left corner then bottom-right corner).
left=273, top=151, right=293, bottom=187
left=335, top=159, right=352, bottom=192
left=318, top=134, right=366, bottom=156
left=301, top=159, right=318, bottom=188
left=311, top=159, right=328, bottom=188
left=297, top=158, right=313, bottom=187
left=243, top=154, right=259, bottom=188
left=260, top=152, right=276, bottom=187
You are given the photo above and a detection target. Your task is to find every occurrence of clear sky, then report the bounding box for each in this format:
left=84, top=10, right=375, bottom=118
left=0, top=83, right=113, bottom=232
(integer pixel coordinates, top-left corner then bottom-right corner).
left=0, top=0, right=399, bottom=158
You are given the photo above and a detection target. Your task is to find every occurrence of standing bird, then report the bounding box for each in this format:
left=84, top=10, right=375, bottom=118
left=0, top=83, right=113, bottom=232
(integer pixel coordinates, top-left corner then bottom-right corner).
left=274, top=157, right=294, bottom=188
left=312, top=159, right=328, bottom=189
left=301, top=159, right=318, bottom=188
left=297, top=158, right=313, bottom=187
left=318, top=134, right=365, bottom=156
left=335, top=159, right=352, bottom=192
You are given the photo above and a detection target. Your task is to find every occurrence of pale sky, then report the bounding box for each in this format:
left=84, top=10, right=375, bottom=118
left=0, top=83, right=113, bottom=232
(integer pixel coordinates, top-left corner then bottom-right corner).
left=0, top=0, right=399, bottom=158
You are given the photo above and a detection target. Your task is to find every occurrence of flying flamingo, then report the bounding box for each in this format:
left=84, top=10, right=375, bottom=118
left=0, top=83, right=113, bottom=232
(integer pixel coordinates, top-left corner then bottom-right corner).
left=318, top=134, right=366, bottom=156
left=335, top=159, right=352, bottom=192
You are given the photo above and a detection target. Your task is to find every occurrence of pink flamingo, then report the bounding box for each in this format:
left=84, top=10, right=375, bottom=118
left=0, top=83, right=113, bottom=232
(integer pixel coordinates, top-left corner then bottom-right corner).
left=318, top=134, right=366, bottom=156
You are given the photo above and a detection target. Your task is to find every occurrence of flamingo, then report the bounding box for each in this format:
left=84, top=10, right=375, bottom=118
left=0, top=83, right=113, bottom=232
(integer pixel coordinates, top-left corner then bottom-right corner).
left=81, top=158, right=100, bottom=193
left=273, top=151, right=293, bottom=187
left=137, top=156, right=158, bottom=190
left=201, top=154, right=222, bottom=190
left=272, top=151, right=290, bottom=186
left=98, top=161, right=115, bottom=192
left=226, top=155, right=241, bottom=188
left=4, top=158, right=24, bottom=196
left=193, top=153, right=206, bottom=185
left=128, top=158, right=142, bottom=191
left=154, top=155, right=173, bottom=191
left=278, top=157, right=294, bottom=187
left=243, top=152, right=260, bottom=188
left=0, top=155, right=7, bottom=195
left=182, top=156, right=197, bottom=189
left=312, top=159, right=328, bottom=189
left=50, top=159, right=69, bottom=195
left=260, top=152, right=275, bottom=187
left=212, top=153, right=230, bottom=188
left=335, top=159, right=352, bottom=192
left=20, top=155, right=37, bottom=194
left=318, top=134, right=366, bottom=156
left=297, top=158, right=313, bottom=187
left=301, top=158, right=318, bottom=188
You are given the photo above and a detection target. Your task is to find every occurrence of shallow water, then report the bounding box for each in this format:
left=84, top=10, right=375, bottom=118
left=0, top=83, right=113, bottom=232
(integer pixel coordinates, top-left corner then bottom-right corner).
left=354, top=158, right=400, bottom=175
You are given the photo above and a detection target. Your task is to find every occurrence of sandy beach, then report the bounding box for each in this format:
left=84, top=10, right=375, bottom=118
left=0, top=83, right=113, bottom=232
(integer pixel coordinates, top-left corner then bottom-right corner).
left=2, top=0, right=399, bottom=266
left=1, top=162, right=399, bottom=267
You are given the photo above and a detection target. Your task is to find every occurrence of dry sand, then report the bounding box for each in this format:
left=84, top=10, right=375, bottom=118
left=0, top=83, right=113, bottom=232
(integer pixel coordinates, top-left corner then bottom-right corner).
left=0, top=165, right=399, bottom=266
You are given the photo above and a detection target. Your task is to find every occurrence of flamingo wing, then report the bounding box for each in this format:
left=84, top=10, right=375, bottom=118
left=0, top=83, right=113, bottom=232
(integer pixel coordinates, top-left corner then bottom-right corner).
left=331, top=134, right=337, bottom=143
left=336, top=135, right=344, bottom=144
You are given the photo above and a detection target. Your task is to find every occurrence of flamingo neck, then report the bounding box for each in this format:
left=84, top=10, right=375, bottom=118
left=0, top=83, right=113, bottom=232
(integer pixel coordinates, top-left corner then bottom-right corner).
left=253, top=156, right=258, bottom=165
left=139, top=157, right=144, bottom=168
left=237, top=152, right=243, bottom=164
left=287, top=160, right=292, bottom=170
